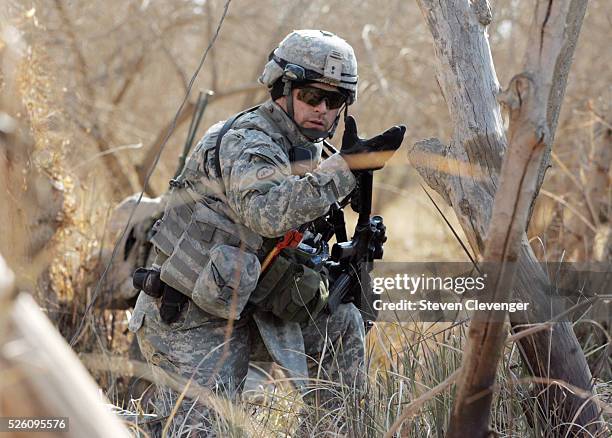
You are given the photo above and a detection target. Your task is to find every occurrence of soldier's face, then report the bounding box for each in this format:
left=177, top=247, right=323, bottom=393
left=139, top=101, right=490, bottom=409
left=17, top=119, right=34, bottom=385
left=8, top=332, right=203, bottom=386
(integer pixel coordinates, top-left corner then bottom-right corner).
left=277, top=83, right=342, bottom=132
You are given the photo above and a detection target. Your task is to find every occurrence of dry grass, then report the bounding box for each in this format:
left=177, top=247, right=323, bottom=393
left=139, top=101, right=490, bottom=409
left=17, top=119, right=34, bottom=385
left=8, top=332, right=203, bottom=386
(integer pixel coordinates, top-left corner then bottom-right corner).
left=1, top=0, right=610, bottom=436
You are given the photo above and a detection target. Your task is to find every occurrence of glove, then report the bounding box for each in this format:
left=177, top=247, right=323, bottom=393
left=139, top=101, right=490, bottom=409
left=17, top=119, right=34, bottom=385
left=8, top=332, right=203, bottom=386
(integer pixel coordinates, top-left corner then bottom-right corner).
left=340, top=115, right=406, bottom=171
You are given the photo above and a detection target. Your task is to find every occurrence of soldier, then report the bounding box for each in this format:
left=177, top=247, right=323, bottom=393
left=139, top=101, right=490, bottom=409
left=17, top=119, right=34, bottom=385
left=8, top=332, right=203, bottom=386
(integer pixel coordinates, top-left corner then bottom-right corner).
left=129, top=29, right=405, bottom=436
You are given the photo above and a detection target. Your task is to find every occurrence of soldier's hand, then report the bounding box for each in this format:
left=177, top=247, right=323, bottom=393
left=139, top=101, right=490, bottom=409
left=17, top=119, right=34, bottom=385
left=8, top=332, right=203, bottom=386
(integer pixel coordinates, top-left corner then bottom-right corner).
left=340, top=115, right=406, bottom=171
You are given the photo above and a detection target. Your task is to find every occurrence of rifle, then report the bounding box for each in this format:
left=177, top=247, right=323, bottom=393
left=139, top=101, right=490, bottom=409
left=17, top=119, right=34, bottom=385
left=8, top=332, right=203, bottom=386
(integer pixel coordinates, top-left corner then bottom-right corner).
left=325, top=169, right=387, bottom=328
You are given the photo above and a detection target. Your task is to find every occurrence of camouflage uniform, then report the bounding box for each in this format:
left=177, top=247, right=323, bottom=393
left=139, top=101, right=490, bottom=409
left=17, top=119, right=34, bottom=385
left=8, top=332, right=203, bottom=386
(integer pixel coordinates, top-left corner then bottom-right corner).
left=129, top=99, right=365, bottom=435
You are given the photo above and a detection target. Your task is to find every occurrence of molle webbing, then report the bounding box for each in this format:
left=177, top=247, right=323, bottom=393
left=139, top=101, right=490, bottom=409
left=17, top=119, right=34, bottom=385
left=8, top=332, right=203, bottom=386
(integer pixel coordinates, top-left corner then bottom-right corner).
left=152, top=202, right=263, bottom=297
left=150, top=195, right=193, bottom=257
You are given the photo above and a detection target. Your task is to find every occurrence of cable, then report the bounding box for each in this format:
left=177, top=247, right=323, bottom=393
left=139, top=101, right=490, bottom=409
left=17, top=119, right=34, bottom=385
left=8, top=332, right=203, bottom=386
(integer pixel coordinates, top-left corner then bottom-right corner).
left=70, top=0, right=232, bottom=346
left=420, top=183, right=481, bottom=273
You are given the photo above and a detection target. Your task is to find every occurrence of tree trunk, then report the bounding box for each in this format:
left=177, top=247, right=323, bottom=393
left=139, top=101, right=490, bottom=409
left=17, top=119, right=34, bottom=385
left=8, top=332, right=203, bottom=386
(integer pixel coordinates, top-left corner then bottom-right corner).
left=413, top=0, right=601, bottom=435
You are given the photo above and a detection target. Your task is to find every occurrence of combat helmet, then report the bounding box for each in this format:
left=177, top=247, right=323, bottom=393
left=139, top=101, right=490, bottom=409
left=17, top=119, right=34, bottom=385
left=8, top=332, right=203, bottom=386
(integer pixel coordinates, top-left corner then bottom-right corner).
left=259, top=29, right=358, bottom=140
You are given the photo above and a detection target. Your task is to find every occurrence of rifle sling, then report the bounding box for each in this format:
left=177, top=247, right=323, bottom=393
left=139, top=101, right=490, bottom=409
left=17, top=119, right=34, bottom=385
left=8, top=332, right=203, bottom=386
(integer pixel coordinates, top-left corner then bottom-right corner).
left=214, top=105, right=261, bottom=191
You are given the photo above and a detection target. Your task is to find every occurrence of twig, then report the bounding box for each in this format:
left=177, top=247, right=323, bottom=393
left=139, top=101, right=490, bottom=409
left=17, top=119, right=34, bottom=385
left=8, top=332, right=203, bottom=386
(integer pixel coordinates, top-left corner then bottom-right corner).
left=465, top=376, right=611, bottom=415
left=69, top=143, right=143, bottom=171
left=507, top=322, right=554, bottom=343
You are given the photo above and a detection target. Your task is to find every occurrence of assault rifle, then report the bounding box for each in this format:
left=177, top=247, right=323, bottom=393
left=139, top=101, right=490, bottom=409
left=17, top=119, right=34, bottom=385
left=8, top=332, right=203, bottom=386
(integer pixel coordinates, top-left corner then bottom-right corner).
left=324, top=169, right=387, bottom=328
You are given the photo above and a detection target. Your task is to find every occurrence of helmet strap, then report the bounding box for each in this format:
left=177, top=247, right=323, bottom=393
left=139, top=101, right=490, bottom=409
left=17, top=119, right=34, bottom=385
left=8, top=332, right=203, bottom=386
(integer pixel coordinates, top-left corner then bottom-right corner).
left=327, top=104, right=348, bottom=140
left=283, top=79, right=295, bottom=119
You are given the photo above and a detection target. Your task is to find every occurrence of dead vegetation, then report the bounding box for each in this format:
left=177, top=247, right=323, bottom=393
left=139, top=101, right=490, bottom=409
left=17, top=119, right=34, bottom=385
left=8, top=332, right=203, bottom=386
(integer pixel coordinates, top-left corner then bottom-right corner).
left=1, top=0, right=610, bottom=436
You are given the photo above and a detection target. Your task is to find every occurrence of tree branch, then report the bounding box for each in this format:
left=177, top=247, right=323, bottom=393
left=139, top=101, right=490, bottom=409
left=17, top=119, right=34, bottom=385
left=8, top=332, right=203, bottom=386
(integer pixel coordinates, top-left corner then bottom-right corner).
left=529, top=0, right=589, bottom=221
left=53, top=0, right=136, bottom=198
left=448, top=68, right=550, bottom=437
left=412, top=0, right=599, bottom=436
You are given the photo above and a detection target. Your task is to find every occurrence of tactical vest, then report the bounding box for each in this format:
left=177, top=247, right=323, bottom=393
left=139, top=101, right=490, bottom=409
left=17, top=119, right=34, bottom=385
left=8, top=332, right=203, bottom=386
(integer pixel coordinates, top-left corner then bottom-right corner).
left=149, top=105, right=328, bottom=322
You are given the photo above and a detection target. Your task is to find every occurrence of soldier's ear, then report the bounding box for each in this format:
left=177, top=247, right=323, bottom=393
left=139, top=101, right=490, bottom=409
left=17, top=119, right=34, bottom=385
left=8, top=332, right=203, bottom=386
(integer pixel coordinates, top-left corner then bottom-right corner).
left=270, top=79, right=285, bottom=100
left=275, top=96, right=288, bottom=113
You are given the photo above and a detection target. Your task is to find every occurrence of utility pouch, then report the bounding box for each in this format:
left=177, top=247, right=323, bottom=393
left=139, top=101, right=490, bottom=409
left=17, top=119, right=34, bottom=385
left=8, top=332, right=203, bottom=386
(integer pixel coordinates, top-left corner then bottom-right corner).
left=250, top=247, right=328, bottom=323
left=192, top=244, right=261, bottom=320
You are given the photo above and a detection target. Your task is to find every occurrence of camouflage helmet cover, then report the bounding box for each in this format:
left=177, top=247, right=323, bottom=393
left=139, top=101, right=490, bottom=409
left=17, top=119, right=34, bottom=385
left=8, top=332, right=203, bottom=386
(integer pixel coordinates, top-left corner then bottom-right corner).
left=259, top=29, right=358, bottom=104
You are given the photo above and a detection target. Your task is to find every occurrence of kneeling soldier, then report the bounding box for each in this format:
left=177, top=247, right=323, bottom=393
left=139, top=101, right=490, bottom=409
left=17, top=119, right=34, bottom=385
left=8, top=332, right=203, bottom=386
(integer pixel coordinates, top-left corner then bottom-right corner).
left=129, top=29, right=405, bottom=436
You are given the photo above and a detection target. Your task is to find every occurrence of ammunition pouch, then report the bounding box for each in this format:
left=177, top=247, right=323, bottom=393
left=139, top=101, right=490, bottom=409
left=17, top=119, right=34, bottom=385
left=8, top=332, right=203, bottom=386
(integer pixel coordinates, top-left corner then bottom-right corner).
left=249, top=247, right=328, bottom=323
left=192, top=243, right=260, bottom=320
left=132, top=267, right=188, bottom=324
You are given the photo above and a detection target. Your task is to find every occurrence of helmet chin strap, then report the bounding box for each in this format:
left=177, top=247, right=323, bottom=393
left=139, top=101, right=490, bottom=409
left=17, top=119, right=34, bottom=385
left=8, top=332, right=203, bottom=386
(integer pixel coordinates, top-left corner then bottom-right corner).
left=329, top=104, right=348, bottom=139
left=299, top=103, right=347, bottom=142
left=283, top=79, right=295, bottom=119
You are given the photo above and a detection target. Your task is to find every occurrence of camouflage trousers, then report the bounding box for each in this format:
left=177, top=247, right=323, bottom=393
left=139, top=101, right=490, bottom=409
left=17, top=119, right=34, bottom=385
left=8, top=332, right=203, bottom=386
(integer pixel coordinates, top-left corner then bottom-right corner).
left=134, top=302, right=365, bottom=437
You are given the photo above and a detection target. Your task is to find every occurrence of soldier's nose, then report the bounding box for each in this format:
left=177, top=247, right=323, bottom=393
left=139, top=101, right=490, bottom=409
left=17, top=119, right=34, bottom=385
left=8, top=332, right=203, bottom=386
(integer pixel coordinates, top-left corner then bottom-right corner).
left=313, top=99, right=328, bottom=112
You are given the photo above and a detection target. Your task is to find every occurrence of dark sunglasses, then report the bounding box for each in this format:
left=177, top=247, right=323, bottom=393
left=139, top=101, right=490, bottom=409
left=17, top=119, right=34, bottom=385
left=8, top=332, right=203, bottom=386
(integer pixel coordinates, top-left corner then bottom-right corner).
left=295, top=86, right=347, bottom=110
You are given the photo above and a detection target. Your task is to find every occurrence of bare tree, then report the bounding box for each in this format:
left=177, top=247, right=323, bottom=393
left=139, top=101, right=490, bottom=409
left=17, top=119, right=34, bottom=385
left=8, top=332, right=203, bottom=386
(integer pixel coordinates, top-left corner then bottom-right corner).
left=52, top=0, right=136, bottom=198
left=410, top=0, right=602, bottom=435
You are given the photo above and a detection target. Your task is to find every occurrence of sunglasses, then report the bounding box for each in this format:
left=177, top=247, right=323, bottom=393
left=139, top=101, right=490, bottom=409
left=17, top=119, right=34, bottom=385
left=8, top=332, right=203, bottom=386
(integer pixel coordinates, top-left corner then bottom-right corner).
left=295, top=86, right=347, bottom=110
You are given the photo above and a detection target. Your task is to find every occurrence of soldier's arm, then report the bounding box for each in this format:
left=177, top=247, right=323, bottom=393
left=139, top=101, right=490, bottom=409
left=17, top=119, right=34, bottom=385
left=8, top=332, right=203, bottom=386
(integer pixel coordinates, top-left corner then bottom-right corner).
left=222, top=130, right=355, bottom=238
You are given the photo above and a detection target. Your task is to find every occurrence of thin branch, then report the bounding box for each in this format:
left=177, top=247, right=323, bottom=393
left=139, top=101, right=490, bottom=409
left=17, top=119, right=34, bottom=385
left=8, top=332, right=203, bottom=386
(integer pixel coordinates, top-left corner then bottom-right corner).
left=551, top=151, right=600, bottom=227
left=53, top=0, right=136, bottom=197
left=540, top=189, right=598, bottom=233
left=362, top=25, right=390, bottom=97
left=148, top=18, right=190, bottom=93
left=111, top=49, right=147, bottom=105
left=384, top=369, right=460, bottom=438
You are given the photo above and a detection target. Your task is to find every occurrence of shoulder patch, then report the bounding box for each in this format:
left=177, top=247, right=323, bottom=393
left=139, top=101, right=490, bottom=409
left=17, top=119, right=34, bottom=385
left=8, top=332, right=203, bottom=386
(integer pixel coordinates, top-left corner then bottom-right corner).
left=256, top=166, right=276, bottom=180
